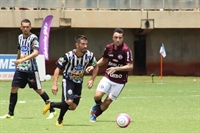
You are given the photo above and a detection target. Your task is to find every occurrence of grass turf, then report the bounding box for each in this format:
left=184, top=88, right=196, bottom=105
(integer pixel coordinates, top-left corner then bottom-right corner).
left=0, top=76, right=199, bottom=133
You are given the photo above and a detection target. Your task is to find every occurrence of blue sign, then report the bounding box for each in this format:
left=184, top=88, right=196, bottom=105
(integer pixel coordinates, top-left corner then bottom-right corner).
left=0, top=54, right=17, bottom=72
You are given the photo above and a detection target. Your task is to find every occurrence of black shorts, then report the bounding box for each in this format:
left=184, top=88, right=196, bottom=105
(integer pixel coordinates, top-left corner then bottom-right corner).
left=62, top=78, right=82, bottom=105
left=12, top=70, right=42, bottom=90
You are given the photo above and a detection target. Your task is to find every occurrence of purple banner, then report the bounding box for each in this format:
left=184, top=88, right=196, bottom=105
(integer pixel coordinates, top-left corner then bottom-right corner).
left=39, top=15, right=53, bottom=60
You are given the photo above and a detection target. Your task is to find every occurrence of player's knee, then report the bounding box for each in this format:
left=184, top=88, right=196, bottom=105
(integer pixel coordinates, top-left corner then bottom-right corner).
left=66, top=100, right=72, bottom=105
left=69, top=105, right=77, bottom=110
left=94, top=94, right=103, bottom=101
left=11, top=87, right=19, bottom=93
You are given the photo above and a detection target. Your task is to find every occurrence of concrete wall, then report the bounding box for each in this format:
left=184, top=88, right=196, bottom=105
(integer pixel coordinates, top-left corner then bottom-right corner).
left=0, top=27, right=199, bottom=76
left=0, top=10, right=199, bottom=76
left=0, top=10, right=200, bottom=28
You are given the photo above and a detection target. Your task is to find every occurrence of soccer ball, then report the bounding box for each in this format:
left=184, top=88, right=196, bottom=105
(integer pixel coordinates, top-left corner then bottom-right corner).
left=116, top=113, right=131, bottom=128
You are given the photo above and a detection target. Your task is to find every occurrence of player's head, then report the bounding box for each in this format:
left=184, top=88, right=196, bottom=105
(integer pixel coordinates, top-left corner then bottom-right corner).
left=113, top=28, right=124, bottom=47
left=20, top=19, right=32, bottom=37
left=75, top=35, right=88, bottom=54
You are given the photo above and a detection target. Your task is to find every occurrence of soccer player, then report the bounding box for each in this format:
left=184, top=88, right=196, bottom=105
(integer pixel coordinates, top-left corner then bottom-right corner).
left=0, top=19, right=56, bottom=119
left=43, top=35, right=99, bottom=126
left=88, top=28, right=133, bottom=122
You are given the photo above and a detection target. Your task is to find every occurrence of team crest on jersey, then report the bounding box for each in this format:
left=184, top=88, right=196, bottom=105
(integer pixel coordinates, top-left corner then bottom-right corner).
left=74, top=64, right=83, bottom=71
left=118, top=54, right=123, bottom=60
left=21, top=46, right=29, bottom=52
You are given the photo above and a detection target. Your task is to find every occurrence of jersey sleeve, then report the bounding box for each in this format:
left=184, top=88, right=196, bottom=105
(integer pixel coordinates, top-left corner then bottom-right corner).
left=56, top=54, right=68, bottom=69
left=31, top=37, right=39, bottom=51
left=125, top=48, right=133, bottom=63
left=90, top=56, right=97, bottom=67
left=17, top=43, right=20, bottom=50
left=102, top=46, right=109, bottom=58
left=17, top=35, right=21, bottom=50
left=88, top=52, right=97, bottom=67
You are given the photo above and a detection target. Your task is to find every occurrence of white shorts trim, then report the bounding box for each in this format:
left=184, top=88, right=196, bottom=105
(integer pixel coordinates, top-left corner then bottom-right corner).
left=96, top=77, right=124, bottom=101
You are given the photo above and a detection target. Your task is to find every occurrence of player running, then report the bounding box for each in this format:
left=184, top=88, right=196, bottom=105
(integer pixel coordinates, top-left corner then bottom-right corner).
left=88, top=28, right=133, bottom=122
left=43, top=35, right=98, bottom=126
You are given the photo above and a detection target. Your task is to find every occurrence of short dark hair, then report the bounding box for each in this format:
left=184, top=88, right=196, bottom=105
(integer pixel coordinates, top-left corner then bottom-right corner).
left=114, top=28, right=124, bottom=35
left=21, top=19, right=31, bottom=25
left=75, top=35, right=88, bottom=43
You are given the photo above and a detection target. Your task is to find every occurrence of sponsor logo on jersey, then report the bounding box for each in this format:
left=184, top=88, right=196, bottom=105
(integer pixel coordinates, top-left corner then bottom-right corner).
left=21, top=46, right=29, bottom=52
left=32, top=40, right=39, bottom=47
left=71, top=72, right=83, bottom=77
left=112, top=59, right=118, bottom=62
left=109, top=73, right=122, bottom=78
left=108, top=54, right=113, bottom=57
left=108, top=61, right=123, bottom=67
left=58, top=57, right=65, bottom=63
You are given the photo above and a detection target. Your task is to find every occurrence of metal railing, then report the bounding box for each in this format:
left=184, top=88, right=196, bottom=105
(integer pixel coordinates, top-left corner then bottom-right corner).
left=0, top=0, right=199, bottom=10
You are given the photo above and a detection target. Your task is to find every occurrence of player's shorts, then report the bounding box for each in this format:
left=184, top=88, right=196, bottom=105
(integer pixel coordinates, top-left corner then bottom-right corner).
left=12, top=70, right=42, bottom=90
left=62, top=78, right=82, bottom=105
left=97, top=77, right=125, bottom=101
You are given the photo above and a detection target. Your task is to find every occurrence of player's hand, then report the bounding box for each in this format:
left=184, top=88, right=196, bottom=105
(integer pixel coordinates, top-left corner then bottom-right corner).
left=87, top=80, right=94, bottom=89
left=14, top=59, right=24, bottom=66
left=85, top=66, right=94, bottom=73
left=52, top=84, right=58, bottom=95
left=106, top=67, right=117, bottom=75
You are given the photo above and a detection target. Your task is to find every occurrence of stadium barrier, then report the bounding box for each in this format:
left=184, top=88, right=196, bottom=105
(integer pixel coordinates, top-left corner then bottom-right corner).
left=0, top=0, right=199, bottom=11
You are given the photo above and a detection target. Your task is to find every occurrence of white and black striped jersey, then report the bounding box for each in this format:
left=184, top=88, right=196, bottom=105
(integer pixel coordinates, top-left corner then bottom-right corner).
left=56, top=49, right=97, bottom=83
left=17, top=33, right=39, bottom=72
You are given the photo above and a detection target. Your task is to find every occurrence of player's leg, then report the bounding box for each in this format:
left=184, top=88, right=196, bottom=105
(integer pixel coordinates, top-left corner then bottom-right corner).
left=0, top=87, right=20, bottom=119
left=29, top=71, right=56, bottom=119
left=90, top=90, right=104, bottom=115
left=91, top=79, right=125, bottom=122
left=0, top=71, right=26, bottom=119
left=90, top=77, right=111, bottom=122
left=98, top=82, right=124, bottom=114
left=91, top=77, right=111, bottom=112
left=56, top=78, right=77, bottom=126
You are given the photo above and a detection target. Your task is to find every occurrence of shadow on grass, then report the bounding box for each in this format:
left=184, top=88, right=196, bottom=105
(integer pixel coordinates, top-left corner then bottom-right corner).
left=62, top=120, right=116, bottom=126
left=19, top=117, right=36, bottom=119
left=63, top=124, right=91, bottom=126
left=96, top=120, right=116, bottom=122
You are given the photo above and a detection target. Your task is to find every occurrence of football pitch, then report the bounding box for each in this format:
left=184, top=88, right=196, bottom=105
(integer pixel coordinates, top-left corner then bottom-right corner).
left=0, top=76, right=199, bottom=133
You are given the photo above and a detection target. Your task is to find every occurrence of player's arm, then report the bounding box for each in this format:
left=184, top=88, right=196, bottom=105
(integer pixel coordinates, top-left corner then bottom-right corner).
left=16, top=50, right=20, bottom=59
left=52, top=55, right=68, bottom=95
left=14, top=49, right=38, bottom=65
left=115, top=49, right=133, bottom=71
left=14, top=38, right=39, bottom=65
left=85, top=57, right=108, bottom=73
left=97, top=57, right=108, bottom=67
left=106, top=49, right=133, bottom=74
left=115, top=62, right=133, bottom=72
left=87, top=56, right=99, bottom=89
left=52, top=67, right=61, bottom=95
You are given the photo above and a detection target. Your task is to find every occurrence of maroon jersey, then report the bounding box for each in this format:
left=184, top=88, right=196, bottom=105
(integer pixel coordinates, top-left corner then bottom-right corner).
left=103, top=43, right=133, bottom=84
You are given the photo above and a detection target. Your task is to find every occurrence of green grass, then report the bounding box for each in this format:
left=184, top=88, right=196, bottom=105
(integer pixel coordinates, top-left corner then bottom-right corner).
left=0, top=76, right=199, bottom=133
